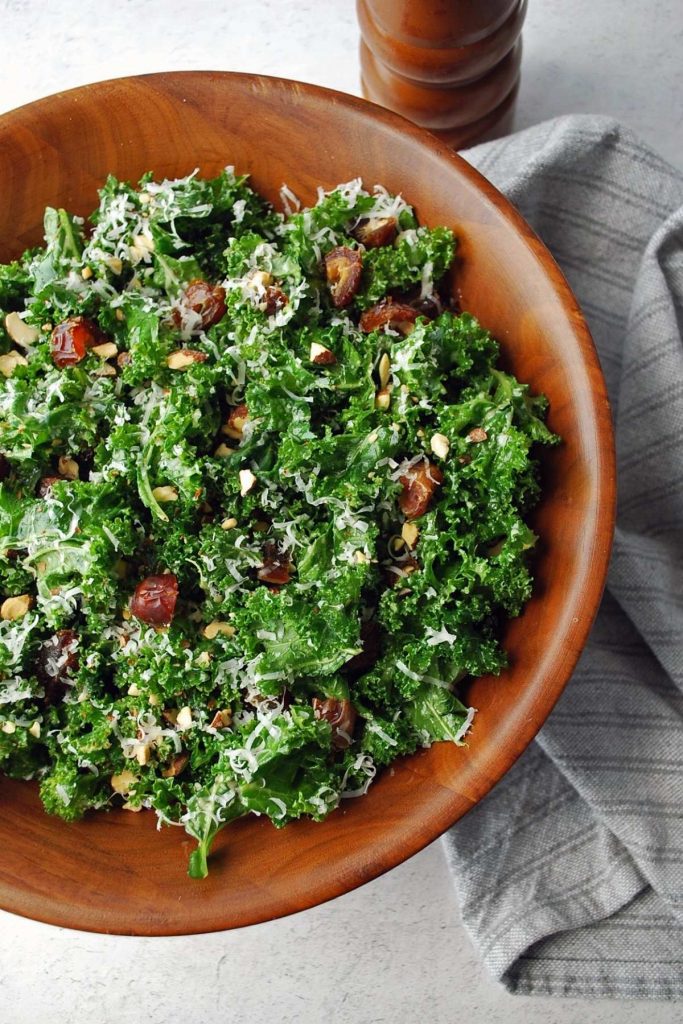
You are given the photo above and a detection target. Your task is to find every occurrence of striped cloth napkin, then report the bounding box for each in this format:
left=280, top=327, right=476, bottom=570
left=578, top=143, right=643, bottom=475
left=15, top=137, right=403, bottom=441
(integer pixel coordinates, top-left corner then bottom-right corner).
left=441, top=115, right=683, bottom=999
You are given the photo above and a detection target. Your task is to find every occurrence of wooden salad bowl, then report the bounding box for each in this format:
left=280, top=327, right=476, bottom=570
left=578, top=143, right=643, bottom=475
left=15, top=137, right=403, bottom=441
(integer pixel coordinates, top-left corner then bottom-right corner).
left=0, top=72, right=615, bottom=935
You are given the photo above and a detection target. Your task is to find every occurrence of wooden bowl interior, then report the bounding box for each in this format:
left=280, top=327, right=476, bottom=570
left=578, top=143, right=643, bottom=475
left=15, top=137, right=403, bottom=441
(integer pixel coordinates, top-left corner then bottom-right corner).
left=0, top=72, right=615, bottom=934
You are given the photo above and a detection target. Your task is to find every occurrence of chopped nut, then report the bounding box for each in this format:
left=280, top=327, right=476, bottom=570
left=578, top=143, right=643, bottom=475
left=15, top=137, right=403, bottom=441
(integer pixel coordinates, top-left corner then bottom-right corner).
left=202, top=620, right=236, bottom=640
left=28, top=721, right=41, bottom=738
left=310, top=342, right=336, bottom=365
left=5, top=312, right=40, bottom=348
left=354, top=550, right=369, bottom=564
left=148, top=693, right=160, bottom=706
left=378, top=352, right=391, bottom=388
left=91, top=341, right=118, bottom=360
left=81, top=266, right=93, bottom=280
left=134, top=744, right=151, bottom=766
left=467, top=427, right=488, bottom=444
left=0, top=594, right=32, bottom=621
left=122, top=802, right=141, bottom=812
left=239, top=468, right=257, bottom=496
left=401, top=522, right=420, bottom=549
left=1, top=721, right=16, bottom=734
left=115, top=308, right=125, bottom=322
left=0, top=351, right=28, bottom=377
left=375, top=388, right=391, bottom=411
left=105, top=256, right=124, bottom=275
left=196, top=650, right=211, bottom=667
left=214, top=443, right=234, bottom=458
left=223, top=403, right=249, bottom=439
left=127, top=683, right=141, bottom=697
left=389, top=534, right=406, bottom=554
left=176, top=706, right=193, bottom=730
left=57, top=456, right=79, bottom=480
left=111, top=769, right=137, bottom=794
left=209, top=708, right=232, bottom=730
left=221, top=517, right=238, bottom=530
left=95, top=363, right=117, bottom=377
left=249, top=269, right=272, bottom=290
left=430, top=433, right=450, bottom=459
left=167, top=349, right=207, bottom=370
left=151, top=485, right=179, bottom=502
left=162, top=752, right=189, bottom=778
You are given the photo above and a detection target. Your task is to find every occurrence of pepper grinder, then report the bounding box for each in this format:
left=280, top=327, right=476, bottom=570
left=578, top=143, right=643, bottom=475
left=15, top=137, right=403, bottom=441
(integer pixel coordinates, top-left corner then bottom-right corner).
left=357, top=0, right=527, bottom=148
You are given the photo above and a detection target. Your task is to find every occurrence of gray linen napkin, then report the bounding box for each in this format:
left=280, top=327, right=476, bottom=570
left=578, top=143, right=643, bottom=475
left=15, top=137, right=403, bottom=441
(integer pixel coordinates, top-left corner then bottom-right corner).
left=441, top=115, right=683, bottom=999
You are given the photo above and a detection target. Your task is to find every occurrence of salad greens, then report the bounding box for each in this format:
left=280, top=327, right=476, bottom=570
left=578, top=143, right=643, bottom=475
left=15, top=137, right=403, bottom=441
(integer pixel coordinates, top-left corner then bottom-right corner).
left=0, top=169, right=557, bottom=877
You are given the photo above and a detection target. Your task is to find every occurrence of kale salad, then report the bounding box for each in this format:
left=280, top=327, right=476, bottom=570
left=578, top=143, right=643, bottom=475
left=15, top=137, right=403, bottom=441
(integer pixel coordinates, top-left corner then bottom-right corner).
left=0, top=169, right=557, bottom=876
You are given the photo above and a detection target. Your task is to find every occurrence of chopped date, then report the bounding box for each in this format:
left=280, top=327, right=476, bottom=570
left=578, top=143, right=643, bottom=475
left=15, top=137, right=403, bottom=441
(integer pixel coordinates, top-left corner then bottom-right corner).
left=51, top=316, right=106, bottom=368
left=175, top=279, right=227, bottom=330
left=312, top=697, right=357, bottom=749
left=161, top=753, right=189, bottom=778
left=353, top=216, right=397, bottom=249
left=263, top=286, right=289, bottom=315
left=324, top=246, right=362, bottom=308
left=37, top=629, right=79, bottom=703
left=0, top=454, right=10, bottom=481
left=130, top=574, right=179, bottom=626
left=399, top=461, right=444, bottom=519
left=342, top=620, right=381, bottom=676
left=37, top=475, right=66, bottom=497
left=257, top=544, right=292, bottom=586
left=359, top=299, right=420, bottom=335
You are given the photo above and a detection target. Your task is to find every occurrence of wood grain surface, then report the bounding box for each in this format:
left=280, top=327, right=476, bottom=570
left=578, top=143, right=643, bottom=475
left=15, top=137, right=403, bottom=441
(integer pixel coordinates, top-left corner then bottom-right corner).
left=358, top=0, right=526, bottom=147
left=0, top=71, right=615, bottom=935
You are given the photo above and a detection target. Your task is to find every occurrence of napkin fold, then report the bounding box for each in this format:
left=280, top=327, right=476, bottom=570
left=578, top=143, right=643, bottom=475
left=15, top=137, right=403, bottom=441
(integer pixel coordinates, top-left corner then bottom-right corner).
left=441, top=115, right=683, bottom=999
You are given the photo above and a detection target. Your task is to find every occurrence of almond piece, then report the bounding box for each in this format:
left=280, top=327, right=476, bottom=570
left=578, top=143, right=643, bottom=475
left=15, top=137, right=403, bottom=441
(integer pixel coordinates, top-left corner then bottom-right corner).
left=214, top=443, right=234, bottom=458
left=375, top=388, right=391, bottom=410
left=430, top=433, right=450, bottom=459
left=151, top=485, right=179, bottom=502
left=401, top=522, right=420, bottom=549
left=467, top=427, right=488, bottom=443
left=221, top=517, right=238, bottom=530
left=176, top=706, right=193, bottom=730
left=110, top=769, right=137, bottom=795
left=167, top=349, right=207, bottom=370
left=91, top=342, right=118, bottom=360
left=378, top=352, right=391, bottom=388
left=0, top=351, right=28, bottom=377
left=5, top=312, right=39, bottom=348
left=202, top=620, right=236, bottom=640
left=57, top=456, right=79, bottom=480
left=209, top=708, right=232, bottom=730
left=310, top=342, right=336, bottom=365
left=0, top=594, right=32, bottom=621
left=239, top=468, right=257, bottom=496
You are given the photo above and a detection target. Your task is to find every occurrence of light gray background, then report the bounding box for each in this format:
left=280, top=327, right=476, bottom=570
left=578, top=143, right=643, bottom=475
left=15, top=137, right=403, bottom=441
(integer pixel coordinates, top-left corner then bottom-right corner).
left=0, top=2, right=681, bottom=1022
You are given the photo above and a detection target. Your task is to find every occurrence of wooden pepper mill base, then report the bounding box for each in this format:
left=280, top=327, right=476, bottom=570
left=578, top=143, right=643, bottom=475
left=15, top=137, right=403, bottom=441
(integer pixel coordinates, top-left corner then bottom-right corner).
left=357, top=0, right=527, bottom=149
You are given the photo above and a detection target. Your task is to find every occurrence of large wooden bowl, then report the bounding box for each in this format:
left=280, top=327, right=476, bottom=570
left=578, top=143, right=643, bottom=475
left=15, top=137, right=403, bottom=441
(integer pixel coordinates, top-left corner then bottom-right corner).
left=0, top=72, right=615, bottom=935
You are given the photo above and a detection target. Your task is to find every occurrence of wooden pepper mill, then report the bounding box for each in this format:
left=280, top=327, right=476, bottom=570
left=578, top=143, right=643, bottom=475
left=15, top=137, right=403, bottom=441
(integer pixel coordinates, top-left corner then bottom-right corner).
left=357, top=0, right=527, bottom=148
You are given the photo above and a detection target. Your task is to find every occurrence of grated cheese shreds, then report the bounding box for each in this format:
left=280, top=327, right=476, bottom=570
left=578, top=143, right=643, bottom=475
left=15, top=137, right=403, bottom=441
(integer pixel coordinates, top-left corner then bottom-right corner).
left=0, top=164, right=556, bottom=878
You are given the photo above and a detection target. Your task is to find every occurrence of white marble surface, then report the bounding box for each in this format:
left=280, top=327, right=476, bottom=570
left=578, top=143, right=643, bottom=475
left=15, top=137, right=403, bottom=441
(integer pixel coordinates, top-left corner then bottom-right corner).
left=0, top=2, right=682, bottom=1022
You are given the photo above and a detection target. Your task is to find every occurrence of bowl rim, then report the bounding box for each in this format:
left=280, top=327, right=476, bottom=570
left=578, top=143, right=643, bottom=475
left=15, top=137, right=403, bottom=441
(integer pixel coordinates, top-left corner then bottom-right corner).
left=0, top=70, right=616, bottom=935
